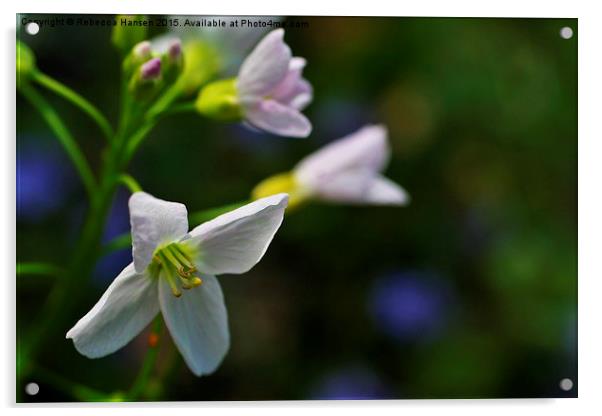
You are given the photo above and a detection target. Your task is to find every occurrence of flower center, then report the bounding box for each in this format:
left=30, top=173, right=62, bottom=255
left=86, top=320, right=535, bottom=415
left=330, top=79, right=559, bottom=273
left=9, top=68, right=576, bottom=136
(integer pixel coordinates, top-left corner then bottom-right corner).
left=150, top=242, right=202, bottom=297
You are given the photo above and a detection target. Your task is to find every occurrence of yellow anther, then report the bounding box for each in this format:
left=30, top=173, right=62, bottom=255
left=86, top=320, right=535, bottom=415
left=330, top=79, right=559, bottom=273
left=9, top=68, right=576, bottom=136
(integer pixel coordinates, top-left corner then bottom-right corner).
left=191, top=277, right=203, bottom=287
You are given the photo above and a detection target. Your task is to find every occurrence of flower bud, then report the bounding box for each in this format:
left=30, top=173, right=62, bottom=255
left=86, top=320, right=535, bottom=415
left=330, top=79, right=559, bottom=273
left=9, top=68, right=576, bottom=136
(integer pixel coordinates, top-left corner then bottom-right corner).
left=195, top=78, right=242, bottom=121
left=161, top=38, right=184, bottom=85
left=133, top=41, right=152, bottom=61
left=122, top=41, right=152, bottom=75
left=140, top=57, right=162, bottom=81
left=168, top=39, right=182, bottom=63
left=16, top=40, right=36, bottom=82
left=111, top=15, right=148, bottom=55
left=129, top=57, right=163, bottom=101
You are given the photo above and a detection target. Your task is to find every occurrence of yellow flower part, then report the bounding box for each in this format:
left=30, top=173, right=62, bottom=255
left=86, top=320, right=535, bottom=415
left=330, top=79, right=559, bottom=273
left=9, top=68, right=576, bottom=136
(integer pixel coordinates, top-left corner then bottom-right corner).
left=251, top=172, right=309, bottom=211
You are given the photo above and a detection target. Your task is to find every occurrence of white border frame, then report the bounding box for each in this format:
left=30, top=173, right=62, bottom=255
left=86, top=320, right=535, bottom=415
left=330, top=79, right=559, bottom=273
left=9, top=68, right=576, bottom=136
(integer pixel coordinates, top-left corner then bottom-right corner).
left=3, top=1, right=599, bottom=414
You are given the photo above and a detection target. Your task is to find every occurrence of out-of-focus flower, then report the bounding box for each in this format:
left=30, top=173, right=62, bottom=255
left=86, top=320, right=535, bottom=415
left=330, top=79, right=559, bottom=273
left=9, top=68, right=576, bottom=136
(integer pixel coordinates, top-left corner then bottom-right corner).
left=196, top=29, right=312, bottom=138
left=146, top=37, right=183, bottom=84
left=310, top=366, right=389, bottom=400
left=252, top=125, right=409, bottom=209
left=67, top=192, right=289, bottom=376
left=139, top=58, right=162, bottom=81
left=124, top=38, right=185, bottom=102
left=128, top=57, right=164, bottom=101
left=17, top=144, right=74, bottom=222
left=369, top=271, right=452, bottom=341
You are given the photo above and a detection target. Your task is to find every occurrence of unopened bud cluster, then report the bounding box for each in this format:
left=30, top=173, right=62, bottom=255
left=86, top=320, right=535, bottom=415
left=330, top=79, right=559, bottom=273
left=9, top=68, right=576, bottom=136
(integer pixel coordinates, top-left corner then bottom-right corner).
left=125, top=38, right=183, bottom=102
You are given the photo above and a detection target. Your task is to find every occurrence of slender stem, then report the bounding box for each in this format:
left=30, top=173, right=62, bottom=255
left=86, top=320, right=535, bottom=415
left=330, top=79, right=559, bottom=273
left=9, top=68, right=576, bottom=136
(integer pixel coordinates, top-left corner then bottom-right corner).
left=118, top=173, right=143, bottom=193
left=122, top=122, right=156, bottom=165
left=119, top=82, right=188, bottom=164
left=18, top=82, right=97, bottom=200
left=127, top=317, right=163, bottom=401
left=165, top=101, right=196, bottom=115
left=32, top=70, right=114, bottom=142
left=146, top=82, right=183, bottom=120
left=17, top=262, right=64, bottom=278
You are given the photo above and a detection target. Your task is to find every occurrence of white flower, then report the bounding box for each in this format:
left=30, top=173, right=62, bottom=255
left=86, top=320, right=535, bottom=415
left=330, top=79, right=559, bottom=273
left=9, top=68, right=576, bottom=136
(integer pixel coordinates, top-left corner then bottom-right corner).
left=294, top=125, right=409, bottom=205
left=237, top=29, right=312, bottom=138
left=67, top=192, right=289, bottom=376
left=253, top=125, right=409, bottom=208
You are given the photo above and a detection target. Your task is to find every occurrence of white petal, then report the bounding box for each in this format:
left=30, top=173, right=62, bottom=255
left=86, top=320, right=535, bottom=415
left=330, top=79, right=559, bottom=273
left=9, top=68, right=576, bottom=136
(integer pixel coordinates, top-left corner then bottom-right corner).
left=66, top=264, right=159, bottom=358
left=270, top=57, right=313, bottom=110
left=186, top=194, right=289, bottom=275
left=364, top=175, right=410, bottom=206
left=305, top=169, right=376, bottom=203
left=305, top=170, right=409, bottom=206
left=245, top=99, right=312, bottom=138
left=159, top=275, right=229, bottom=376
left=129, top=192, right=189, bottom=273
left=295, top=125, right=390, bottom=188
left=238, top=29, right=291, bottom=98
left=287, top=78, right=313, bottom=110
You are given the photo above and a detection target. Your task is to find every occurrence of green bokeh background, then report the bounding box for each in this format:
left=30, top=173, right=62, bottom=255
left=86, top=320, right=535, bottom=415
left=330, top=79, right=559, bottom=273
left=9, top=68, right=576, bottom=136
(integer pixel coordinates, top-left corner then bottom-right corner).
left=17, top=15, right=577, bottom=401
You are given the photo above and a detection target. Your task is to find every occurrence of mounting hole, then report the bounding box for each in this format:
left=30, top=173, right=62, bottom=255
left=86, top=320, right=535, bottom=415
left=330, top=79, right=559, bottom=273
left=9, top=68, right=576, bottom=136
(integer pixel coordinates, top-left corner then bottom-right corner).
left=559, top=26, right=573, bottom=39
left=25, top=382, right=39, bottom=396
left=559, top=378, right=574, bottom=391
left=25, top=22, right=39, bottom=36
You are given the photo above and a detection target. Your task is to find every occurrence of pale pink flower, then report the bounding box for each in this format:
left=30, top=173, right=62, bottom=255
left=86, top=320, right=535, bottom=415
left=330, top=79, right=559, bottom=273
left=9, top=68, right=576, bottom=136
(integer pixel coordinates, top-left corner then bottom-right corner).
left=237, top=29, right=312, bottom=138
left=295, top=125, right=409, bottom=205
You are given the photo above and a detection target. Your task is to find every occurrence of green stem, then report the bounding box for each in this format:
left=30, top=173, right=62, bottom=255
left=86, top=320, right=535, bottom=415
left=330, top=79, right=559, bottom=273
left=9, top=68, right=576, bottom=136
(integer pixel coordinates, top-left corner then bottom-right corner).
left=19, top=82, right=97, bottom=200
left=119, top=173, right=143, bottom=193
left=146, top=82, right=183, bottom=120
left=32, top=70, right=114, bottom=142
left=127, top=318, right=163, bottom=401
left=17, top=262, right=64, bottom=278
left=166, top=101, right=196, bottom=115
left=122, top=122, right=156, bottom=165
left=119, top=82, right=187, bottom=164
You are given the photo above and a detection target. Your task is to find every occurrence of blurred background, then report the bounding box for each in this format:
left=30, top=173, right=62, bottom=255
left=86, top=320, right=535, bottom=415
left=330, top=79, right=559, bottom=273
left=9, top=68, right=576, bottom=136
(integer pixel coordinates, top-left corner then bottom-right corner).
left=17, top=15, right=577, bottom=401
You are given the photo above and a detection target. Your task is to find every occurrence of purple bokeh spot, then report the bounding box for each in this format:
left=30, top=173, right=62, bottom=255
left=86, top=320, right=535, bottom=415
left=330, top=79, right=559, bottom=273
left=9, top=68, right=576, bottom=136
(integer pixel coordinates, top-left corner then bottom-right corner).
left=17, top=143, right=75, bottom=222
left=369, top=271, right=453, bottom=341
left=310, top=366, right=389, bottom=400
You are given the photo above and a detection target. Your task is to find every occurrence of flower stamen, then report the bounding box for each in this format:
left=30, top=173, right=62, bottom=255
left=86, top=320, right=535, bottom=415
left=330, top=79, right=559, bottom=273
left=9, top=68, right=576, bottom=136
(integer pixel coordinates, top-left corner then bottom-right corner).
left=152, top=243, right=203, bottom=297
